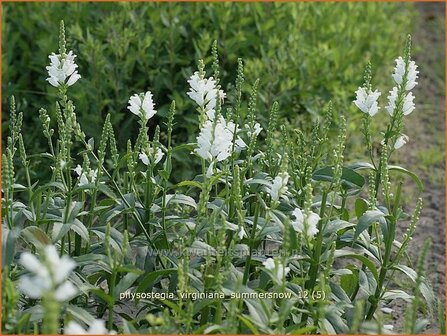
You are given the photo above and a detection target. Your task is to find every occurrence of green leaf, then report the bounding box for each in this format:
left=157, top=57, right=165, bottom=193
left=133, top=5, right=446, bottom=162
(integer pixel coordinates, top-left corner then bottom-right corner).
left=324, top=306, right=349, bottom=333
left=90, top=288, right=114, bottom=306
left=353, top=210, right=386, bottom=243
left=98, top=184, right=118, bottom=201
left=244, top=299, right=269, bottom=327
left=71, top=219, right=89, bottom=242
left=172, top=143, right=195, bottom=153
left=324, top=219, right=355, bottom=236
left=67, top=201, right=85, bottom=223
left=354, top=198, right=369, bottom=218
left=2, top=226, right=20, bottom=267
left=176, top=180, right=202, bottom=189
left=192, top=299, right=216, bottom=315
left=245, top=178, right=273, bottom=188
left=66, top=305, right=96, bottom=325
left=388, top=165, right=423, bottom=193
left=190, top=240, right=216, bottom=256
left=21, top=226, right=50, bottom=249
left=121, top=319, right=139, bottom=334
left=339, top=270, right=358, bottom=298
left=348, top=162, right=375, bottom=171
left=238, top=314, right=260, bottom=334
left=114, top=272, right=141, bottom=300
left=159, top=299, right=183, bottom=315
left=167, top=194, right=197, bottom=209
left=15, top=312, right=32, bottom=333
left=30, top=182, right=66, bottom=202
left=313, top=166, right=365, bottom=190
left=334, top=250, right=379, bottom=282
left=382, top=289, right=413, bottom=302
left=392, top=264, right=435, bottom=315
left=136, top=269, right=177, bottom=294
left=90, top=226, right=124, bottom=252
left=52, top=222, right=72, bottom=243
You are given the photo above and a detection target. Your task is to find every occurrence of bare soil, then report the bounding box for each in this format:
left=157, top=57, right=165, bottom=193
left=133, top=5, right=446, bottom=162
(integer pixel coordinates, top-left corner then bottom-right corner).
left=392, top=3, right=445, bottom=333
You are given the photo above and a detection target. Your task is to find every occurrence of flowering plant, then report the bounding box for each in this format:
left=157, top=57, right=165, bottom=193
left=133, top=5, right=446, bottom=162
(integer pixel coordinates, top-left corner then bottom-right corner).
left=2, top=21, right=439, bottom=335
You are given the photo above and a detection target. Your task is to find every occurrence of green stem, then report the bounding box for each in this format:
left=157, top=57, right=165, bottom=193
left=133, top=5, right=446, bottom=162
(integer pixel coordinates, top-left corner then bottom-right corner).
left=306, top=189, right=328, bottom=291
left=242, top=200, right=260, bottom=285
left=366, top=184, right=401, bottom=319
left=301, top=189, right=328, bottom=326
left=108, top=270, right=117, bottom=330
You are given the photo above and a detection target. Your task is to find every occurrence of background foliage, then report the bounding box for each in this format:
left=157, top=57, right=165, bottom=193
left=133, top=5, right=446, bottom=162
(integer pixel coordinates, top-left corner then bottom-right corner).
left=3, top=2, right=414, bottom=157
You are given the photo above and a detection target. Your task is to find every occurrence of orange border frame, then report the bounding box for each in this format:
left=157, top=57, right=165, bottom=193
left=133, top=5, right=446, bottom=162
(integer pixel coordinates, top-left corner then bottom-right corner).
left=0, top=1, right=445, bottom=336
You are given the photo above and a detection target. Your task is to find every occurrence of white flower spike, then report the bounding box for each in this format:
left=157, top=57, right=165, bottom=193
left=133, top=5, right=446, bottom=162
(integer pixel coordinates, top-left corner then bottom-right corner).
left=353, top=87, right=381, bottom=116
left=195, top=116, right=245, bottom=162
left=386, top=87, right=415, bottom=116
left=46, top=51, right=81, bottom=88
left=291, top=208, right=320, bottom=238
left=18, top=245, right=77, bottom=302
left=392, top=56, right=418, bottom=91
left=187, top=72, right=226, bottom=121
left=128, top=91, right=157, bottom=121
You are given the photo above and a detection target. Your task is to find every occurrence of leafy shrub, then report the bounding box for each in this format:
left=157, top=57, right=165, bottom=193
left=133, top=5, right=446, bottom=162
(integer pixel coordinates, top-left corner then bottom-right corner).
left=3, top=2, right=414, bottom=159
left=2, top=21, right=436, bottom=334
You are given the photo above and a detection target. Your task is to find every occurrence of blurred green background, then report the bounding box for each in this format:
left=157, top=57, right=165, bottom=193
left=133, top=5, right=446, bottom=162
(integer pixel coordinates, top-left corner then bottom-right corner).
left=2, top=2, right=414, bottom=155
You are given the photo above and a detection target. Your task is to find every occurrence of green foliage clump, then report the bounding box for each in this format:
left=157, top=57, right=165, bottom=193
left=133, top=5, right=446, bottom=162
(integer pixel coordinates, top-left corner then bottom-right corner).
left=3, top=2, right=414, bottom=157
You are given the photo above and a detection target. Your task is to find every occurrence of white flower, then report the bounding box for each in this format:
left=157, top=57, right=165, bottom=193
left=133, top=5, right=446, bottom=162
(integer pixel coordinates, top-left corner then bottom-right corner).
left=195, top=116, right=245, bottom=162
left=18, top=245, right=77, bottom=301
left=392, top=56, right=418, bottom=90
left=139, top=146, right=164, bottom=165
left=246, top=122, right=262, bottom=137
left=385, top=87, right=398, bottom=116
left=74, top=165, right=97, bottom=186
left=187, top=72, right=226, bottom=121
left=386, top=87, right=415, bottom=116
left=253, top=123, right=262, bottom=136
left=46, top=51, right=81, bottom=87
left=128, top=91, right=157, bottom=121
left=262, top=258, right=290, bottom=284
left=205, top=161, right=214, bottom=178
left=384, top=324, right=394, bottom=332
left=64, top=319, right=116, bottom=335
left=353, top=87, right=381, bottom=116
left=269, top=172, right=289, bottom=202
left=237, top=226, right=247, bottom=240
left=394, top=134, right=409, bottom=149
left=402, top=92, right=416, bottom=115
left=291, top=208, right=320, bottom=238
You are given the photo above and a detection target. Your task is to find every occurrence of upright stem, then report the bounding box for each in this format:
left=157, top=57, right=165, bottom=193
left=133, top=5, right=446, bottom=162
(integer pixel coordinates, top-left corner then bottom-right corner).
left=306, top=189, right=328, bottom=291
left=243, top=201, right=260, bottom=285
left=108, top=270, right=117, bottom=330
left=301, top=188, right=328, bottom=326
left=366, top=183, right=401, bottom=319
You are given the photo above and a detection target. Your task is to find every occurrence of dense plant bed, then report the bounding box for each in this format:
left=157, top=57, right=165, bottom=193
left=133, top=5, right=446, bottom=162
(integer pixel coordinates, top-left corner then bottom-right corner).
left=2, top=20, right=439, bottom=335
